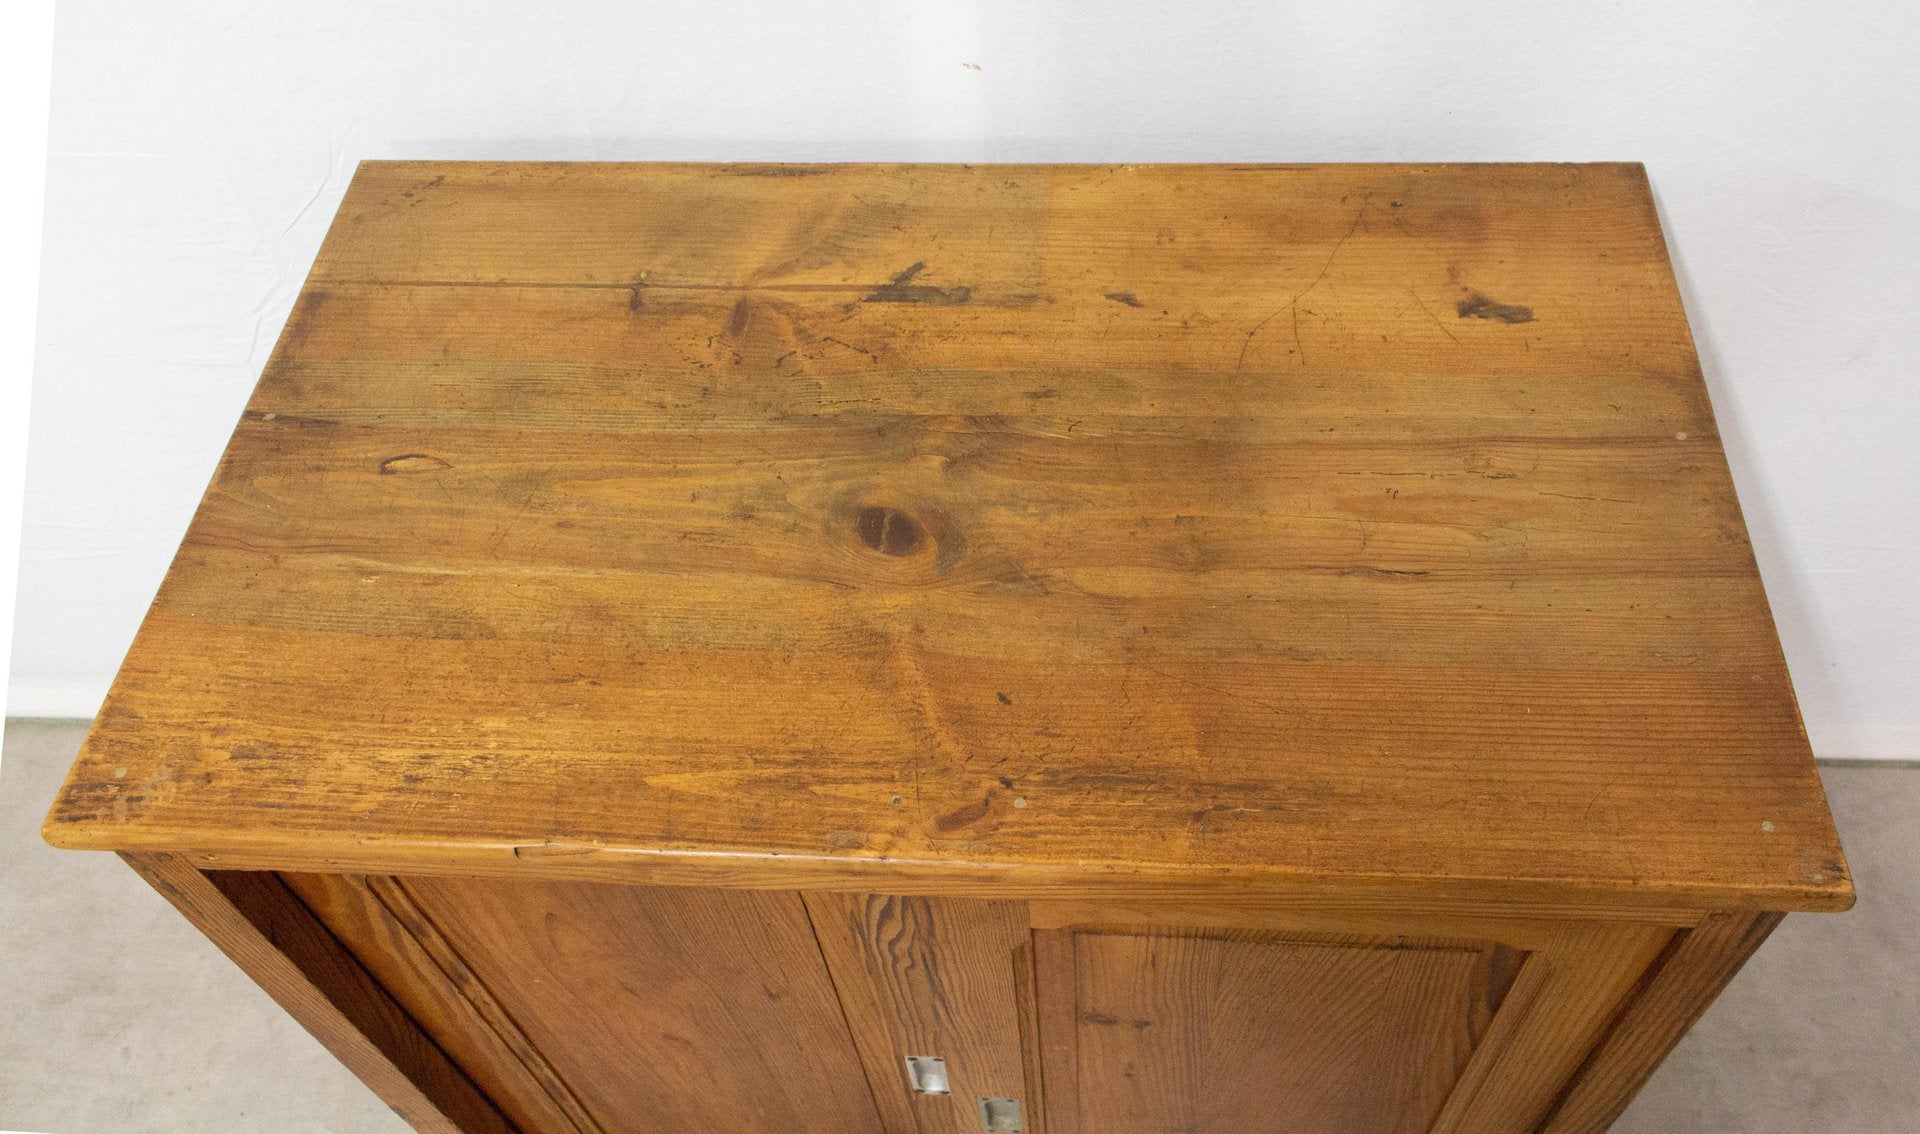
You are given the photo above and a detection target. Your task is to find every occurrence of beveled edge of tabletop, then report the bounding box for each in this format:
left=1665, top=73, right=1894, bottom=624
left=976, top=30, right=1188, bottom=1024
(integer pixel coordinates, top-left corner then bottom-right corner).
left=43, top=811, right=1855, bottom=918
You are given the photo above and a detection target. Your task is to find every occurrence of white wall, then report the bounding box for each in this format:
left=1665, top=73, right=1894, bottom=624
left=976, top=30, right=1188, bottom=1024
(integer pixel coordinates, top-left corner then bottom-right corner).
left=14, top=1, right=1919, bottom=758
left=0, top=2, right=54, bottom=728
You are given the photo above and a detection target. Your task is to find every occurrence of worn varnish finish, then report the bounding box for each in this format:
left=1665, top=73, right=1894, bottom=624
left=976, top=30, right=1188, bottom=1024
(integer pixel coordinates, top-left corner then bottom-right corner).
left=46, top=163, right=1849, bottom=1132
left=47, top=161, right=1847, bottom=914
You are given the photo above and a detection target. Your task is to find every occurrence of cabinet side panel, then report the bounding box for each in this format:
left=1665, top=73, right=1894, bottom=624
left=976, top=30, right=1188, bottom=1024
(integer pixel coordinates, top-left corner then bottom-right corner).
left=121, top=855, right=512, bottom=1134
left=393, top=874, right=885, bottom=1134
left=1428, top=923, right=1673, bottom=1134
left=1540, top=911, right=1784, bottom=1134
left=282, top=871, right=602, bottom=1134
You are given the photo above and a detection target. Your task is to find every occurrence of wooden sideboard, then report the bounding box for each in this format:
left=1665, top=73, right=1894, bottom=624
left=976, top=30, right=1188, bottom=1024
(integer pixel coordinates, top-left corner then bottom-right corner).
left=45, top=161, right=1850, bottom=1134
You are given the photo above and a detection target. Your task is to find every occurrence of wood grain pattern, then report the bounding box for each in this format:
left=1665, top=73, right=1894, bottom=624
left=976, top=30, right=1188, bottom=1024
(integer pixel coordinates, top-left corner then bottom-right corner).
left=45, top=162, right=1847, bottom=917
left=44, top=162, right=1847, bottom=917
left=1032, top=929, right=1082, bottom=1134
left=1009, top=927, right=1049, bottom=1133
left=805, top=893, right=1034, bottom=1134
left=120, top=854, right=512, bottom=1134
left=281, top=871, right=602, bottom=1133
left=1060, top=929, right=1504, bottom=1134
left=1539, top=911, right=1785, bottom=1134
left=385, top=874, right=882, bottom=1134
left=1422, top=955, right=1553, bottom=1134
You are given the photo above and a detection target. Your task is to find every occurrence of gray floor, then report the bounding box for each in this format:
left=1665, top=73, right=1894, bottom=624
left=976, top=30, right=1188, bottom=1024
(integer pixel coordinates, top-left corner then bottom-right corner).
left=2, top=720, right=1914, bottom=1133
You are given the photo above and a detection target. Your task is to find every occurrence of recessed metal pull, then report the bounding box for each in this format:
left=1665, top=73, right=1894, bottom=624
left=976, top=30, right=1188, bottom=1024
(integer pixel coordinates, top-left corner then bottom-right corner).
left=977, top=1096, right=1023, bottom=1132
left=903, top=1055, right=950, bottom=1095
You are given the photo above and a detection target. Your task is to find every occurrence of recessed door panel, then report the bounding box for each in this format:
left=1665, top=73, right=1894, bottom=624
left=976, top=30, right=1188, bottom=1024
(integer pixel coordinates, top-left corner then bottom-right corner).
left=1043, top=929, right=1520, bottom=1134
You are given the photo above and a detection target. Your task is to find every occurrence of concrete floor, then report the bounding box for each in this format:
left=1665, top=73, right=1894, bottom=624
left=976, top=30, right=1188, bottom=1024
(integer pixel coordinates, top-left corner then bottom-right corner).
left=2, top=719, right=1914, bottom=1133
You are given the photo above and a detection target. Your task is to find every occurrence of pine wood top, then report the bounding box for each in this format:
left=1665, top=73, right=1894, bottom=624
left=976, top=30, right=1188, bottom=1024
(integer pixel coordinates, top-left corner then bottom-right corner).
left=45, top=162, right=1851, bottom=913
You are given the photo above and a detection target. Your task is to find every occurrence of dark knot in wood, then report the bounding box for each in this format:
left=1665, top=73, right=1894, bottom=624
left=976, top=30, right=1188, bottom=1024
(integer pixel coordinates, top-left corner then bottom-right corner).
left=855, top=506, right=924, bottom=557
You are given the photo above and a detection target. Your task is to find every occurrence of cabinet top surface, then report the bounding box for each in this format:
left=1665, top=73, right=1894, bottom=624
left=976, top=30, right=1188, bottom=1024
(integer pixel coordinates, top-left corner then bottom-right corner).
left=46, top=161, right=1850, bottom=912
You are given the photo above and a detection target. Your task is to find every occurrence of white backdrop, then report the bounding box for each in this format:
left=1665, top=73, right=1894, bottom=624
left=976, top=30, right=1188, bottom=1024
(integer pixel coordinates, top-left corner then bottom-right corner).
left=13, top=1, right=1919, bottom=759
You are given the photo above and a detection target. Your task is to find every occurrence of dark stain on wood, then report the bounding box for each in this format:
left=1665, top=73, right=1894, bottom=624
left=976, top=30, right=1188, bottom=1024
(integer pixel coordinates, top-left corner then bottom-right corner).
left=1104, top=291, right=1144, bottom=307
left=864, top=262, right=973, bottom=306
left=726, top=165, right=829, bottom=177
left=277, top=289, right=331, bottom=353
left=933, top=792, right=993, bottom=832
left=1456, top=292, right=1535, bottom=323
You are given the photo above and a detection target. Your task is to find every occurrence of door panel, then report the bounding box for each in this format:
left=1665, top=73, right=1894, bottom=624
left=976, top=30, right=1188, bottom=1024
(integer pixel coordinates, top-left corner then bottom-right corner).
left=282, top=871, right=1672, bottom=1134
left=1039, top=928, right=1523, bottom=1134
left=805, top=893, right=1038, bottom=1134
left=291, top=872, right=883, bottom=1134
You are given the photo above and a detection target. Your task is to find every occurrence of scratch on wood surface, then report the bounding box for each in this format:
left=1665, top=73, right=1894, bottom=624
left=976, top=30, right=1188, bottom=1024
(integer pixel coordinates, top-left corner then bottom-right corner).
left=1238, top=202, right=1369, bottom=370
left=820, top=336, right=877, bottom=363
left=1406, top=288, right=1460, bottom=344
left=511, top=841, right=599, bottom=859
